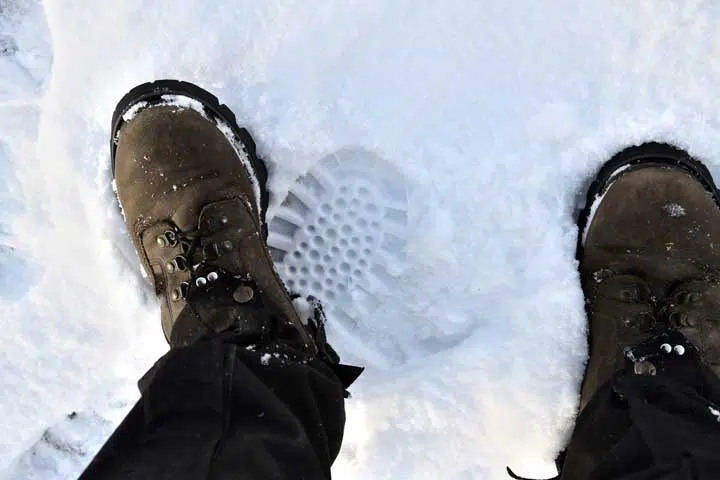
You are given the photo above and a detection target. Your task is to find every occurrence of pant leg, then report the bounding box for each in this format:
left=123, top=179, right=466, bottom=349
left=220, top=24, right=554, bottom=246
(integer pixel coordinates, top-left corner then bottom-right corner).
left=561, top=333, right=720, bottom=480
left=79, top=337, right=348, bottom=480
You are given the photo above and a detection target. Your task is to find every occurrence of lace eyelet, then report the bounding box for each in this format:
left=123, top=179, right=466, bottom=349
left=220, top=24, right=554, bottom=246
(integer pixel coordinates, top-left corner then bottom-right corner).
left=163, top=230, right=178, bottom=247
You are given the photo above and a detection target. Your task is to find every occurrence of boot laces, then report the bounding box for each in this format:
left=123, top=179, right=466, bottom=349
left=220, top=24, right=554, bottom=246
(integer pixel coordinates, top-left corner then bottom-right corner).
left=511, top=274, right=720, bottom=480
left=158, top=223, right=237, bottom=299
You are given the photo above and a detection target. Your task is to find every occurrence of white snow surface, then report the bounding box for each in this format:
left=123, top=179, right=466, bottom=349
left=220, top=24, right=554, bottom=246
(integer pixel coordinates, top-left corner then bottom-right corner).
left=3, top=0, right=720, bottom=479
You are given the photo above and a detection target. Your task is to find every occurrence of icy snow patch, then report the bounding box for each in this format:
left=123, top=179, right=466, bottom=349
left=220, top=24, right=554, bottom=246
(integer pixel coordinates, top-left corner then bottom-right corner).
left=581, top=192, right=605, bottom=245
left=120, top=95, right=206, bottom=122
left=710, top=406, right=720, bottom=422
left=260, top=353, right=272, bottom=366
left=292, top=296, right=313, bottom=326
left=607, top=164, right=633, bottom=183
left=663, top=203, right=686, bottom=217
left=120, top=100, right=148, bottom=122
left=157, top=94, right=206, bottom=114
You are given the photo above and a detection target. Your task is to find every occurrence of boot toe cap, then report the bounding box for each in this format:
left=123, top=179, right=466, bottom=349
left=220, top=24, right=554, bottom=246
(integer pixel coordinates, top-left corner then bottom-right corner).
left=114, top=104, right=261, bottom=233
left=582, top=165, right=720, bottom=282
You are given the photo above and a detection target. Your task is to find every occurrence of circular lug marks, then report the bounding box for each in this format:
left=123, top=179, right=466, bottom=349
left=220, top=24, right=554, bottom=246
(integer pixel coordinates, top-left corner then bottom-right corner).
left=267, top=147, right=408, bottom=332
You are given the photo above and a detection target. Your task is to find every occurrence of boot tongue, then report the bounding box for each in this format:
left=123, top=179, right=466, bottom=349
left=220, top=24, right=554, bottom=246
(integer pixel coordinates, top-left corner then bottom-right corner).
left=152, top=198, right=314, bottom=351
left=169, top=272, right=273, bottom=348
left=189, top=198, right=313, bottom=347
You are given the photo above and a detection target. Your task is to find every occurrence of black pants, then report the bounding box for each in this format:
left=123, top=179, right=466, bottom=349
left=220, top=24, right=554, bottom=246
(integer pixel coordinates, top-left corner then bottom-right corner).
left=80, top=338, right=347, bottom=479
left=81, top=334, right=720, bottom=480
left=560, top=332, right=720, bottom=479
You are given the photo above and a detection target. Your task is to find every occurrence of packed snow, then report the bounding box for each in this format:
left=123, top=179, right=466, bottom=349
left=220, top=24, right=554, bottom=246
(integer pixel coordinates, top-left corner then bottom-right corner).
left=4, top=0, right=720, bottom=479
left=260, top=353, right=272, bottom=366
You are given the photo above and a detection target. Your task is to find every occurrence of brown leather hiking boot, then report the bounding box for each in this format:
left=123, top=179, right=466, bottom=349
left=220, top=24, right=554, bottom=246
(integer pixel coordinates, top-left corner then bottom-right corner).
left=576, top=142, right=720, bottom=409
left=111, top=80, right=314, bottom=352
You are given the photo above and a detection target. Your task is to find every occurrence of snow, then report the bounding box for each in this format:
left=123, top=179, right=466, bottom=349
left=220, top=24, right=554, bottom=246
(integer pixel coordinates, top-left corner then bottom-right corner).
left=663, top=203, right=687, bottom=217
left=581, top=193, right=604, bottom=246
left=710, top=406, right=720, bottom=422
left=3, top=1, right=720, bottom=479
left=119, top=100, right=148, bottom=122
left=292, top=296, right=313, bottom=325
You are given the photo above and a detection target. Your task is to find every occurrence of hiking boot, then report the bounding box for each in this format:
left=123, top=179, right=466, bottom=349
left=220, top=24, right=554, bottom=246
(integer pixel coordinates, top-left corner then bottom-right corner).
left=111, top=80, right=314, bottom=352
left=576, top=142, right=720, bottom=409
left=660, top=277, right=720, bottom=375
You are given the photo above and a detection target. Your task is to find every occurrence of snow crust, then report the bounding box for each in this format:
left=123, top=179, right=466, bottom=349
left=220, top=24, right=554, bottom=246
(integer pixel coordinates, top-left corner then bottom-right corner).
left=4, top=0, right=720, bottom=479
